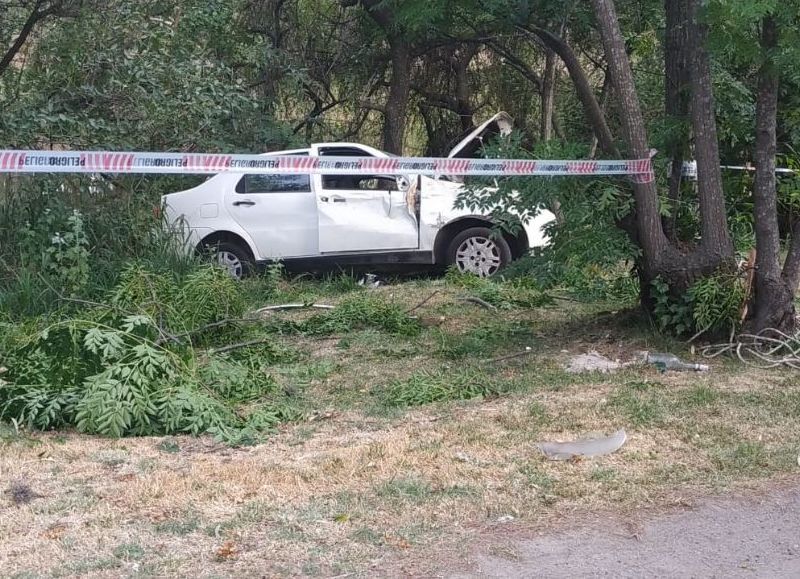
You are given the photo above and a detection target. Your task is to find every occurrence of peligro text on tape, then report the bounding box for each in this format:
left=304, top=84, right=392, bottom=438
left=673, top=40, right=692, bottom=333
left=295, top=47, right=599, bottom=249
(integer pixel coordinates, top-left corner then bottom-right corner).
left=0, top=149, right=655, bottom=182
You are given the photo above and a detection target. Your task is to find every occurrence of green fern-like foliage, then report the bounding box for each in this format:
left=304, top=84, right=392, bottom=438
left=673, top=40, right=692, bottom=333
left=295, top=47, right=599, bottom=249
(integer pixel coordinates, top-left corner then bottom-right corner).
left=0, top=265, right=294, bottom=444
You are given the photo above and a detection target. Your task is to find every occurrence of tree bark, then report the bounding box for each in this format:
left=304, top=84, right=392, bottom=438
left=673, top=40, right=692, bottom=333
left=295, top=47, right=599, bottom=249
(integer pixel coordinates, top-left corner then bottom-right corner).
left=540, top=49, right=557, bottom=141
left=663, top=0, right=691, bottom=241
left=340, top=0, right=412, bottom=154
left=382, top=39, right=411, bottom=154
left=687, top=0, right=733, bottom=257
left=747, top=16, right=796, bottom=333
left=590, top=0, right=668, bottom=272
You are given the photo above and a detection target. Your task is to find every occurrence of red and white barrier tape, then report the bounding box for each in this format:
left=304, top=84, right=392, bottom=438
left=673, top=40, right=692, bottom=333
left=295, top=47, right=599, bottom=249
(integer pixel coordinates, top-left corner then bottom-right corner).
left=0, top=149, right=655, bottom=181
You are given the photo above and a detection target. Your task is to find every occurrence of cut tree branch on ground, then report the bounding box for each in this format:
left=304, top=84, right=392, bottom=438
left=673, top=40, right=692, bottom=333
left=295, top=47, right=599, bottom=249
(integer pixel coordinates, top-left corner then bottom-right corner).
left=459, top=296, right=498, bottom=310
left=406, top=291, right=440, bottom=314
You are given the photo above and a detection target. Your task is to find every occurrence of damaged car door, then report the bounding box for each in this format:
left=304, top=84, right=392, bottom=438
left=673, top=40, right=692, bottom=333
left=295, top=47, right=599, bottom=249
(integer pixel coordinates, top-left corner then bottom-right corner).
left=312, top=145, right=418, bottom=253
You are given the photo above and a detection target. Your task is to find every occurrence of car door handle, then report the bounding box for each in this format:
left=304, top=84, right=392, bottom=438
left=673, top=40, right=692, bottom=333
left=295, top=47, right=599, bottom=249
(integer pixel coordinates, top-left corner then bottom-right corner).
left=233, top=200, right=255, bottom=207
left=331, top=195, right=346, bottom=203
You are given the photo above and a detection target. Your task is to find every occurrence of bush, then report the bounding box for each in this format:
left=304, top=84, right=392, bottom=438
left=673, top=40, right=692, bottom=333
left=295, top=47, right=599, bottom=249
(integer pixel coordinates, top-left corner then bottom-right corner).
left=651, top=274, right=745, bottom=337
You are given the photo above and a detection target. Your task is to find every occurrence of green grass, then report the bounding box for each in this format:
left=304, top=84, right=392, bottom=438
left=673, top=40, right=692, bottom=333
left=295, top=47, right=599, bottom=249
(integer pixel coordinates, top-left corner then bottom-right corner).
left=606, top=381, right=669, bottom=427
left=378, top=368, right=515, bottom=408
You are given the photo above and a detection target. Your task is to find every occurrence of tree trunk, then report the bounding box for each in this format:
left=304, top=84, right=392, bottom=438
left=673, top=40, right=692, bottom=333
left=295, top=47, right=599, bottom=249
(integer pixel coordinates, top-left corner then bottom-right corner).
left=746, top=16, right=796, bottom=334
left=591, top=0, right=735, bottom=315
left=591, top=0, right=668, bottom=272
left=687, top=0, right=733, bottom=258
left=540, top=49, right=557, bottom=141
left=663, top=0, right=691, bottom=241
left=382, top=39, right=411, bottom=154
left=454, top=46, right=476, bottom=132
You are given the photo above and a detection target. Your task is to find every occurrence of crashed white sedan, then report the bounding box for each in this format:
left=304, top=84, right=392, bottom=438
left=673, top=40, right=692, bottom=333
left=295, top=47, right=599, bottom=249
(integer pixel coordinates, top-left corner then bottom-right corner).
left=162, top=113, right=554, bottom=278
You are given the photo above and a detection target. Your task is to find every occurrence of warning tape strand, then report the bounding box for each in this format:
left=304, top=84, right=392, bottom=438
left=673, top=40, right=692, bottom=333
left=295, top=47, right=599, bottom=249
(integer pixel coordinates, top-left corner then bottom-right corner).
left=0, top=149, right=655, bottom=181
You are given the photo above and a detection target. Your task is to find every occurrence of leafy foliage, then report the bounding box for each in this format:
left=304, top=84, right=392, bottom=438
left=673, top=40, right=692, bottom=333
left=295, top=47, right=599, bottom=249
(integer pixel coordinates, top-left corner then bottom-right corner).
left=0, top=266, right=298, bottom=443
left=380, top=368, right=511, bottom=408
left=651, top=274, right=745, bottom=337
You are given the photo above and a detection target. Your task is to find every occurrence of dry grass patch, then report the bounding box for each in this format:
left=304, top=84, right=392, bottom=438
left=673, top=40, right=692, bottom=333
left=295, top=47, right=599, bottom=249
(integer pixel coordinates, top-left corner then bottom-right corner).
left=2, top=279, right=799, bottom=576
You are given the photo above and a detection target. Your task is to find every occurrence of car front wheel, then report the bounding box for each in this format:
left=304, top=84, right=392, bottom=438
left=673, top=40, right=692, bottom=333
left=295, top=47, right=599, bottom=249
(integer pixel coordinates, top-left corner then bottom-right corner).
left=446, top=227, right=512, bottom=278
left=203, top=241, right=252, bottom=280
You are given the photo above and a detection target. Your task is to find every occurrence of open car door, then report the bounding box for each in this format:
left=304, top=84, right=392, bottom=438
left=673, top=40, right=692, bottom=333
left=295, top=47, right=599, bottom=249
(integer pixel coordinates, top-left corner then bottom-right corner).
left=312, top=145, right=418, bottom=253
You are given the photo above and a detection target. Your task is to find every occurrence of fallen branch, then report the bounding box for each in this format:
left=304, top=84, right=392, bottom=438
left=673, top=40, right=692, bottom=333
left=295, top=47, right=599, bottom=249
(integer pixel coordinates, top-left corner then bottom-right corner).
left=208, top=339, right=274, bottom=355
left=156, top=318, right=262, bottom=346
left=405, top=291, right=439, bottom=314
left=254, top=303, right=335, bottom=314
left=487, top=349, right=534, bottom=364
left=459, top=296, right=498, bottom=311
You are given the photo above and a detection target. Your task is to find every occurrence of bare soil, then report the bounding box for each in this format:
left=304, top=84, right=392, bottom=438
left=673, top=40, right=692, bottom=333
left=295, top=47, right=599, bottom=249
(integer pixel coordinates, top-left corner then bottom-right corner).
left=447, top=481, right=800, bottom=578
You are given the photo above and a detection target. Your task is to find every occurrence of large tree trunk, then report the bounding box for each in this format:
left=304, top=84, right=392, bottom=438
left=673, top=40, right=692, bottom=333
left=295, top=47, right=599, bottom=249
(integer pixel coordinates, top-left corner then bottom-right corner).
left=746, top=16, right=796, bottom=334
left=591, top=0, right=668, bottom=271
left=382, top=39, right=411, bottom=154
left=591, top=0, right=735, bottom=316
left=663, top=0, right=691, bottom=240
left=687, top=0, right=733, bottom=258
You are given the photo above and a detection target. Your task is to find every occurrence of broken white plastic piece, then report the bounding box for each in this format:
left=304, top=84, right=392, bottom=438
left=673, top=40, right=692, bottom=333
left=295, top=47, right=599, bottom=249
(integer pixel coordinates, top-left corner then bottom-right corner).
left=536, top=429, right=627, bottom=461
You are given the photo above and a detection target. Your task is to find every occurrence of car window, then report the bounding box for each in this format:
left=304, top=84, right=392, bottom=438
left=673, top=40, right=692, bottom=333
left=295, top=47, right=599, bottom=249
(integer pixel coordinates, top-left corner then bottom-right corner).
left=321, top=175, right=399, bottom=191
left=319, top=146, right=397, bottom=191
left=236, top=173, right=311, bottom=194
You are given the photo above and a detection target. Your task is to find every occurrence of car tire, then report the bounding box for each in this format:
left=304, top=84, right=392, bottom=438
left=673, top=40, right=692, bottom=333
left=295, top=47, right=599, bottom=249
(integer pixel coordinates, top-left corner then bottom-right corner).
left=202, top=241, right=253, bottom=280
left=446, top=227, right=512, bottom=278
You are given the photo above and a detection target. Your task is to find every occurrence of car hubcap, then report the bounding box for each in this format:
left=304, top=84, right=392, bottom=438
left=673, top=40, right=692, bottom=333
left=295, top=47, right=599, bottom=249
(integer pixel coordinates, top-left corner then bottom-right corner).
left=455, top=236, right=502, bottom=277
left=216, top=251, right=243, bottom=279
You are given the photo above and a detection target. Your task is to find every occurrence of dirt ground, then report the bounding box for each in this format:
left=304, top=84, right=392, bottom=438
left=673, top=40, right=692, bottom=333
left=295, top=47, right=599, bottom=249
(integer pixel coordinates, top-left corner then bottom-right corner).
left=443, top=481, right=800, bottom=578
left=2, top=280, right=800, bottom=577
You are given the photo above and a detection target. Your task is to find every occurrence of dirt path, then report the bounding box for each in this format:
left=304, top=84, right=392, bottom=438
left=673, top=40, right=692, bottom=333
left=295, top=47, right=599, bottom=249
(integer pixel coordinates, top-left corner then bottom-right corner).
left=451, top=483, right=800, bottom=578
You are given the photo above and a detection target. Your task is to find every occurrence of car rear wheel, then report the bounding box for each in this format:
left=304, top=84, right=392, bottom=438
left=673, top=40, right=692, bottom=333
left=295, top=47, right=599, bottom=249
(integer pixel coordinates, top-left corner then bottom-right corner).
left=203, top=241, right=252, bottom=280
left=447, top=227, right=511, bottom=278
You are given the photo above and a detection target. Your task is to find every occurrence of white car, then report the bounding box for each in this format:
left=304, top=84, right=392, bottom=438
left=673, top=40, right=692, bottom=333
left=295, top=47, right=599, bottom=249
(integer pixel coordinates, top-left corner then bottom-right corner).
left=163, top=112, right=554, bottom=278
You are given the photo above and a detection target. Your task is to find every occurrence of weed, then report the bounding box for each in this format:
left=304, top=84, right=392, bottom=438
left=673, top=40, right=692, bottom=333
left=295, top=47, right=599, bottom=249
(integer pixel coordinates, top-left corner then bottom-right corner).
left=302, top=294, right=420, bottom=336
left=91, top=449, right=128, bottom=468
left=445, top=269, right=552, bottom=309
left=518, top=463, right=555, bottom=491
left=155, top=517, right=200, bottom=536
left=526, top=401, right=551, bottom=425
left=681, top=385, right=720, bottom=408
left=351, top=526, right=384, bottom=546
left=606, top=383, right=667, bottom=427
left=113, top=543, right=145, bottom=561
left=712, top=442, right=772, bottom=473
left=435, top=321, right=537, bottom=360
left=376, top=477, right=432, bottom=502
left=380, top=368, right=512, bottom=408
left=157, top=438, right=180, bottom=453
left=589, top=467, right=618, bottom=482
left=207, top=500, right=272, bottom=536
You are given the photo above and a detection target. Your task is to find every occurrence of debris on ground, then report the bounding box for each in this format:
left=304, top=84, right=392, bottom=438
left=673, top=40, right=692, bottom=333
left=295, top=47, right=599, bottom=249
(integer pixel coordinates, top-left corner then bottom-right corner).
left=639, top=352, right=710, bottom=372
left=566, top=351, right=631, bottom=374
left=536, top=430, right=627, bottom=461
left=358, top=273, right=382, bottom=288
left=5, top=480, right=40, bottom=505
left=254, top=303, right=336, bottom=315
